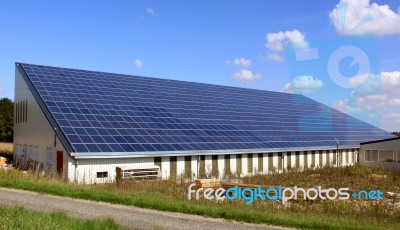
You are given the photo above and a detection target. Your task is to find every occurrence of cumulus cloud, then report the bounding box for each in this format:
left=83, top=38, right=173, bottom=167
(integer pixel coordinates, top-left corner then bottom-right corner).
left=329, top=0, right=400, bottom=36
left=333, top=71, right=400, bottom=131
left=265, top=29, right=309, bottom=51
left=284, top=75, right=323, bottom=93
left=267, top=53, right=284, bottom=62
left=344, top=72, right=400, bottom=110
left=232, top=69, right=261, bottom=81
left=388, top=98, right=400, bottom=106
left=350, top=71, right=400, bottom=97
left=145, top=8, right=154, bottom=15
left=383, top=113, right=400, bottom=129
left=386, top=113, right=400, bottom=120
left=134, top=59, right=143, bottom=69
left=233, top=57, right=251, bottom=67
left=225, top=57, right=251, bottom=67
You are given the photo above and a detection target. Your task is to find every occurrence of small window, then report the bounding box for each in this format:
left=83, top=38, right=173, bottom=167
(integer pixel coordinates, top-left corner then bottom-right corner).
left=379, top=150, right=394, bottom=162
left=29, top=146, right=38, bottom=161
left=365, top=150, right=378, bottom=162
left=97, top=171, right=108, bottom=178
left=46, top=147, right=54, bottom=165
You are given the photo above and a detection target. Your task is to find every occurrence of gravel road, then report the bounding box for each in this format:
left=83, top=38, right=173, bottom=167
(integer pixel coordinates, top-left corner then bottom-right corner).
left=0, top=187, right=293, bottom=230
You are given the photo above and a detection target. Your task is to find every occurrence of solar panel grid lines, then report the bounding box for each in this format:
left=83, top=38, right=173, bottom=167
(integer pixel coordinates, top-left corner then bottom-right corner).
left=20, top=63, right=395, bottom=153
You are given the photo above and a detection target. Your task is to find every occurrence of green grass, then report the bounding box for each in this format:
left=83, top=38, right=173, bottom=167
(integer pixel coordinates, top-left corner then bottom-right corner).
left=0, top=205, right=128, bottom=230
left=0, top=166, right=399, bottom=230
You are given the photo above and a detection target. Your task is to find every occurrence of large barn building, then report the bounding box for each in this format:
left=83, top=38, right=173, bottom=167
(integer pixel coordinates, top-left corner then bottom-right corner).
left=13, top=63, right=395, bottom=183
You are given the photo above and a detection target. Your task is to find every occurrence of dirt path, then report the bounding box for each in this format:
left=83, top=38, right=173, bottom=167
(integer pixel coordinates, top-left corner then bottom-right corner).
left=0, top=187, right=292, bottom=230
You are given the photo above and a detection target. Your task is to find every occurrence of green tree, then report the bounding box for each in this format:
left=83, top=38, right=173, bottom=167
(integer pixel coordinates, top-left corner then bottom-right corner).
left=0, top=98, right=13, bottom=142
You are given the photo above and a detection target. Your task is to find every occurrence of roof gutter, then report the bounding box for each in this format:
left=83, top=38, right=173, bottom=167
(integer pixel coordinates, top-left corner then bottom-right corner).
left=71, top=145, right=360, bottom=159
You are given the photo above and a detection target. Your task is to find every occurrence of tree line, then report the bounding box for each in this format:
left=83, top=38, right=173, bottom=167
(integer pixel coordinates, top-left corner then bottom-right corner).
left=0, top=98, right=13, bottom=142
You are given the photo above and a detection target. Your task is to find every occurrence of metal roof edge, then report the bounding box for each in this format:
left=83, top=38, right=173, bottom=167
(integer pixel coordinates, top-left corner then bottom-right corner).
left=71, top=145, right=360, bottom=159
left=360, top=136, right=400, bottom=145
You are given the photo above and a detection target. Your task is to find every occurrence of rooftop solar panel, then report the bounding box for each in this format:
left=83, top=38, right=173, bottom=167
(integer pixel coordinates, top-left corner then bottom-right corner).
left=17, top=63, right=395, bottom=155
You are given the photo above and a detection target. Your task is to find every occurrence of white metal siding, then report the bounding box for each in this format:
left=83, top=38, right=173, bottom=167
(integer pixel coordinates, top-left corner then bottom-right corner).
left=262, top=153, right=268, bottom=173
left=191, top=156, right=198, bottom=178
left=283, top=152, right=287, bottom=170
left=161, top=157, right=170, bottom=179
left=299, top=151, right=304, bottom=169
left=315, top=151, right=320, bottom=168
left=252, top=153, right=258, bottom=173
left=241, top=154, right=248, bottom=175
left=76, top=157, right=154, bottom=183
left=177, top=156, right=185, bottom=177
left=205, top=155, right=212, bottom=176
left=273, top=153, right=278, bottom=171
left=307, top=151, right=312, bottom=168
left=290, top=151, right=296, bottom=169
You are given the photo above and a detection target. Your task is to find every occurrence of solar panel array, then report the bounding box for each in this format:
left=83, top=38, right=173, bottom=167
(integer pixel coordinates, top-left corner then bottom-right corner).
left=20, top=63, right=394, bottom=153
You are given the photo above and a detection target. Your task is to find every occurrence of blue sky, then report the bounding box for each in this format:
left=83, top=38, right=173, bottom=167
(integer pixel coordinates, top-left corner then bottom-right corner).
left=0, top=0, right=399, bottom=132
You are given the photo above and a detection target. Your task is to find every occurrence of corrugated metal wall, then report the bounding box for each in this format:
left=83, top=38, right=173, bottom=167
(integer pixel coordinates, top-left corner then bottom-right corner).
left=76, top=157, right=154, bottom=183
left=72, top=148, right=358, bottom=183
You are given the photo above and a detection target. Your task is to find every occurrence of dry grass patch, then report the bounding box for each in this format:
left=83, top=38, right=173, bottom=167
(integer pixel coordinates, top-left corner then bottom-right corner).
left=1, top=165, right=400, bottom=229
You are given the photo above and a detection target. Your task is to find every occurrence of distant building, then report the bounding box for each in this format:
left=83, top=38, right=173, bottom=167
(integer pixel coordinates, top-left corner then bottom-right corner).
left=359, top=137, right=400, bottom=172
left=13, top=63, right=395, bottom=183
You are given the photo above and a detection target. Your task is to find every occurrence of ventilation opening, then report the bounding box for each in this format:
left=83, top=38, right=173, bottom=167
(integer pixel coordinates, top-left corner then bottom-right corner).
left=97, top=171, right=108, bottom=178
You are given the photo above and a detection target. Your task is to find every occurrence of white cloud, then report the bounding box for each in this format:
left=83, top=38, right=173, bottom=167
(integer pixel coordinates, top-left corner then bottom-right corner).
left=386, top=113, right=400, bottom=120
left=333, top=71, right=400, bottom=131
left=225, top=57, right=251, bottom=67
left=332, top=98, right=382, bottom=128
left=284, top=75, right=323, bottom=93
left=329, top=0, right=400, bottom=36
left=333, top=99, right=348, bottom=112
left=267, top=53, right=284, bottom=62
left=356, top=94, right=387, bottom=109
left=233, top=57, right=251, bottom=67
left=383, top=113, right=400, bottom=129
left=134, top=59, right=143, bottom=69
left=283, top=82, right=292, bottom=93
left=351, top=72, right=400, bottom=110
left=265, top=29, right=309, bottom=51
left=388, top=98, right=400, bottom=106
left=350, top=71, right=400, bottom=96
left=232, top=69, right=261, bottom=81
left=145, top=8, right=154, bottom=15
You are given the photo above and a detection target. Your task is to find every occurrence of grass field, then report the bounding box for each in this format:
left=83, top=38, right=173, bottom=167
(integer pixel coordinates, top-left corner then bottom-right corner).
left=0, top=142, right=13, bottom=162
left=0, top=142, right=13, bottom=152
left=0, top=165, right=399, bottom=230
left=0, top=205, right=127, bottom=230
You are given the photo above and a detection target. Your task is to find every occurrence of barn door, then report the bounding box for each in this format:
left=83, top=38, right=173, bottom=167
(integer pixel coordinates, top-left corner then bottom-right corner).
left=56, top=151, right=63, bottom=174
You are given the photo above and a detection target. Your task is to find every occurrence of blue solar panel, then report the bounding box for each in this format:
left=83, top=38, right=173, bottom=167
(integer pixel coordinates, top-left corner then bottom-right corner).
left=19, top=63, right=395, bottom=153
